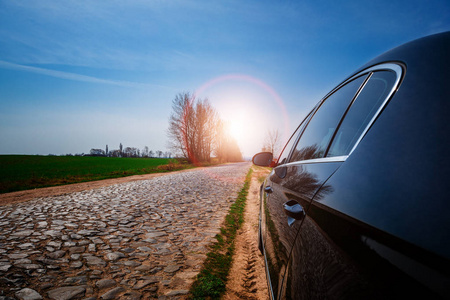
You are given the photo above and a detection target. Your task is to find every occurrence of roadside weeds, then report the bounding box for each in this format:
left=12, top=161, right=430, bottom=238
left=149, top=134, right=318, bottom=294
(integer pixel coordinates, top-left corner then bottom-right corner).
left=189, top=168, right=253, bottom=299
left=189, top=166, right=271, bottom=300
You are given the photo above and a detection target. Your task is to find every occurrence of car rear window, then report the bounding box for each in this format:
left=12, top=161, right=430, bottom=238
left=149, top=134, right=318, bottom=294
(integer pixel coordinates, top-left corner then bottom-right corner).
left=290, top=75, right=367, bottom=162
left=327, top=71, right=397, bottom=157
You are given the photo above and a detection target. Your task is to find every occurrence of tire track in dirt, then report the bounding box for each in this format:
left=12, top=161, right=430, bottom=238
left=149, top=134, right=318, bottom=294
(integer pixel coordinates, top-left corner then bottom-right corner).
left=241, top=236, right=259, bottom=295
left=223, top=167, right=270, bottom=300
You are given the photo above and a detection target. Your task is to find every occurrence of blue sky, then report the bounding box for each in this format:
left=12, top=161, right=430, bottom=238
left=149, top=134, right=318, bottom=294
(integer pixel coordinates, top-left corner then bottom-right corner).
left=1, top=0, right=449, bottom=157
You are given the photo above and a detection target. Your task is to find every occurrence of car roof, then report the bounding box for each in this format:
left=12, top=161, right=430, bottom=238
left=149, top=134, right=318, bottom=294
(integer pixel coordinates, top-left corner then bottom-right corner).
left=359, top=31, right=450, bottom=75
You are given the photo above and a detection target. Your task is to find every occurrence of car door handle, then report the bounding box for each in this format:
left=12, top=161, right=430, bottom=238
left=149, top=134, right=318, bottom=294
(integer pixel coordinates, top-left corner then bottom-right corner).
left=264, top=186, right=273, bottom=194
left=283, top=200, right=305, bottom=226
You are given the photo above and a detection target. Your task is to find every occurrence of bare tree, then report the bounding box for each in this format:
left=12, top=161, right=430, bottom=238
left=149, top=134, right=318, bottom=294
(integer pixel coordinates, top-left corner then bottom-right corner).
left=89, top=148, right=105, bottom=156
left=142, top=146, right=149, bottom=158
left=110, top=150, right=121, bottom=157
left=123, top=147, right=138, bottom=158
left=168, top=92, right=219, bottom=163
left=194, top=98, right=218, bottom=162
left=263, top=129, right=283, bottom=157
left=168, top=93, right=194, bottom=160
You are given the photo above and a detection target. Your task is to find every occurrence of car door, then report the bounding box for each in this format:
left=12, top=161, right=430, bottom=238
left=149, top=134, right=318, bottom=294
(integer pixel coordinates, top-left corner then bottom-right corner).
left=283, top=66, right=409, bottom=299
left=260, top=115, right=310, bottom=300
left=262, top=73, right=370, bottom=299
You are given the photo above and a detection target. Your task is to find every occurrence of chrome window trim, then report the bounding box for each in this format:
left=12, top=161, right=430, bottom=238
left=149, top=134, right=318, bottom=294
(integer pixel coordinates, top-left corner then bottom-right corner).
left=276, top=108, right=314, bottom=165
left=285, top=62, right=404, bottom=165
left=346, top=63, right=404, bottom=156
left=282, top=155, right=348, bottom=167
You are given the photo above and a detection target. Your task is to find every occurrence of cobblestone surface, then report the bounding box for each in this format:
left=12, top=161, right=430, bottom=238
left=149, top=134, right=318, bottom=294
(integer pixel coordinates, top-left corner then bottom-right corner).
left=0, top=163, right=250, bottom=299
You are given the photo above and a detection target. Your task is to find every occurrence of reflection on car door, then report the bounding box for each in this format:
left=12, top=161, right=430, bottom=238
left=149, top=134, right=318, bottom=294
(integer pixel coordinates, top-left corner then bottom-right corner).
left=266, top=162, right=343, bottom=299
left=263, top=75, right=368, bottom=299
left=261, top=119, right=307, bottom=299
left=281, top=68, right=407, bottom=299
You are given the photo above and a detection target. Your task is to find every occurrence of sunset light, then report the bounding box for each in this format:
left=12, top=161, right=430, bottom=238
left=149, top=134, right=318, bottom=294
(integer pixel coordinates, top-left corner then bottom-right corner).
left=1, top=2, right=448, bottom=299
left=228, top=117, right=246, bottom=142
left=195, top=74, right=289, bottom=157
left=0, top=1, right=447, bottom=158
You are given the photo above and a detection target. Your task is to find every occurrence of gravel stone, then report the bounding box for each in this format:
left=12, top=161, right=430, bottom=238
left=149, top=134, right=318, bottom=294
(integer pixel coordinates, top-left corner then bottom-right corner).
left=47, top=286, right=86, bottom=300
left=165, top=289, right=189, bottom=296
left=15, top=288, right=43, bottom=300
left=132, top=278, right=158, bottom=290
left=11, top=230, right=34, bottom=237
left=47, top=250, right=66, bottom=259
left=0, top=264, right=12, bottom=271
left=122, top=291, right=142, bottom=300
left=100, top=287, right=125, bottom=299
left=164, top=265, right=180, bottom=273
left=104, top=252, right=125, bottom=261
left=95, top=279, right=116, bottom=290
left=85, top=256, right=106, bottom=267
left=69, top=261, right=83, bottom=269
left=7, top=253, right=28, bottom=259
left=63, top=276, right=87, bottom=285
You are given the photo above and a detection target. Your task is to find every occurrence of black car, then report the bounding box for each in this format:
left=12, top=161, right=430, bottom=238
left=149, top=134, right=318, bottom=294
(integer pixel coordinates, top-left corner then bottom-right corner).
left=253, top=32, right=450, bottom=299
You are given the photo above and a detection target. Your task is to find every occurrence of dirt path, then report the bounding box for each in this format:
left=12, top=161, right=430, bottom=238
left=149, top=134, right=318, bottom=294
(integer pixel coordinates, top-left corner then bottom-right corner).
left=223, top=167, right=270, bottom=300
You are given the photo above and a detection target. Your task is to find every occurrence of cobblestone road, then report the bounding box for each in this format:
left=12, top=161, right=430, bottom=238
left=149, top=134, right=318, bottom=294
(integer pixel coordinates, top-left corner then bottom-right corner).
left=0, top=163, right=251, bottom=299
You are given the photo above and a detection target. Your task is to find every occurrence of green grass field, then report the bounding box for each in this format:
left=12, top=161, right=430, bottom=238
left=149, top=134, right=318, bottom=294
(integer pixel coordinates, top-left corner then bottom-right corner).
left=0, top=155, right=186, bottom=194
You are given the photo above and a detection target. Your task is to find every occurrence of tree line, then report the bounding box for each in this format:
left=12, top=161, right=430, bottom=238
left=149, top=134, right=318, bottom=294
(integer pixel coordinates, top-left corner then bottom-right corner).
left=168, top=92, right=243, bottom=164
left=88, top=144, right=171, bottom=158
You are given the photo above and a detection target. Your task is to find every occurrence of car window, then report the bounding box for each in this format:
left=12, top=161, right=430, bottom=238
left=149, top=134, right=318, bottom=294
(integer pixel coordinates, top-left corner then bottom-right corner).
left=327, top=71, right=397, bottom=157
left=290, top=75, right=367, bottom=162
left=277, top=110, right=312, bottom=165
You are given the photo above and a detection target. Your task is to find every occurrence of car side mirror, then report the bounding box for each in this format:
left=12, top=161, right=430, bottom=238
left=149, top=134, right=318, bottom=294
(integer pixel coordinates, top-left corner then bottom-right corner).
left=252, top=152, right=275, bottom=167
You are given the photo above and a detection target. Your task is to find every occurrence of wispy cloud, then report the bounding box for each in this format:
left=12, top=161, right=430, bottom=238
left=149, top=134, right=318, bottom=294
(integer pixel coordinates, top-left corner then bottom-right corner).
left=0, top=60, right=167, bottom=89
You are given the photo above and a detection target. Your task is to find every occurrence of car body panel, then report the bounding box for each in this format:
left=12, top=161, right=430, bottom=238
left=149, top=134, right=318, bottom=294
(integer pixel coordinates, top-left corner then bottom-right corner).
left=262, top=162, right=342, bottom=298
left=257, top=31, right=450, bottom=299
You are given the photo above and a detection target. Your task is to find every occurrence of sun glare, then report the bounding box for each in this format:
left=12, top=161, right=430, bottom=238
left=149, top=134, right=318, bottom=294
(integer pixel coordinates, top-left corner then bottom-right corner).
left=195, top=74, right=289, bottom=157
left=228, top=117, right=246, bottom=142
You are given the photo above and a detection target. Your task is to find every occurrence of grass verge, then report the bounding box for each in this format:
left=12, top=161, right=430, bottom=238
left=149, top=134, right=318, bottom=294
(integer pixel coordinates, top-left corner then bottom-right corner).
left=189, top=167, right=253, bottom=299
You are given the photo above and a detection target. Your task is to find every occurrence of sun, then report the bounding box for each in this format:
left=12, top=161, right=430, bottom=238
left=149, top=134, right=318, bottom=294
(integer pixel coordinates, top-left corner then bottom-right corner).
left=195, top=76, right=290, bottom=157
left=216, top=99, right=267, bottom=157
left=220, top=106, right=251, bottom=144
left=228, top=118, right=246, bottom=142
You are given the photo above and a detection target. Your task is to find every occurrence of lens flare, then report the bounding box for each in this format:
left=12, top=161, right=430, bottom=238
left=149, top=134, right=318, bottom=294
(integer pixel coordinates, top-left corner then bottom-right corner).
left=195, top=74, right=290, bottom=157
